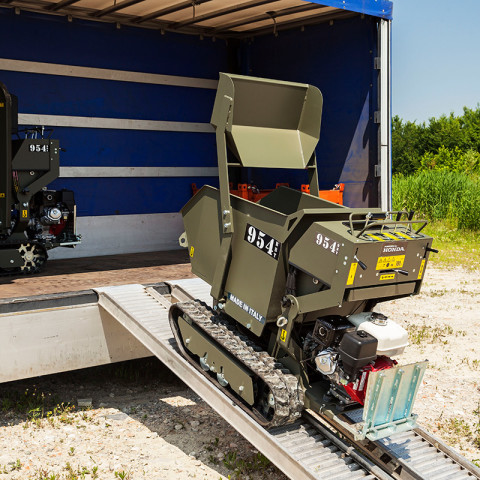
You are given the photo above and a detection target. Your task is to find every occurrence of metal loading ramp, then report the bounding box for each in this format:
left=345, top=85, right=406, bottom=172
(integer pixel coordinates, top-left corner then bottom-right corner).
left=94, top=280, right=480, bottom=480
left=94, top=280, right=385, bottom=480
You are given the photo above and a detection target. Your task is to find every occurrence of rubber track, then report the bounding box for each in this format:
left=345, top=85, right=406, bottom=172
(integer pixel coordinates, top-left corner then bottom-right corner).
left=0, top=243, right=47, bottom=277
left=171, top=300, right=304, bottom=428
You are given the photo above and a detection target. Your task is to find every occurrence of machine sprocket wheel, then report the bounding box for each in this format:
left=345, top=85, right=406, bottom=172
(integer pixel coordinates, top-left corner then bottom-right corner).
left=18, top=243, right=47, bottom=274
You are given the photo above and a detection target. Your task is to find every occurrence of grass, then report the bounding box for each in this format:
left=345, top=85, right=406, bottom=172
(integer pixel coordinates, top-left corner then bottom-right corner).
left=14, top=462, right=99, bottom=480
left=393, top=170, right=480, bottom=230
left=392, top=170, right=480, bottom=270
left=205, top=437, right=272, bottom=479
left=114, top=470, right=132, bottom=480
left=421, top=221, right=480, bottom=270
left=437, top=405, right=480, bottom=453
left=1, top=386, right=59, bottom=417
left=474, top=404, right=480, bottom=449
left=222, top=451, right=271, bottom=479
left=405, top=322, right=454, bottom=345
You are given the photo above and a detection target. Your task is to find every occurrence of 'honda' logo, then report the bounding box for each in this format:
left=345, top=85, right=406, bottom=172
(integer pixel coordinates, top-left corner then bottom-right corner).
left=382, top=243, right=407, bottom=254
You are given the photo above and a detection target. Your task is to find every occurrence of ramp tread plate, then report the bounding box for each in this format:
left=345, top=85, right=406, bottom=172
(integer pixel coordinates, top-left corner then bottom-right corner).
left=272, top=423, right=373, bottom=479
left=378, top=432, right=474, bottom=480
left=167, top=278, right=213, bottom=306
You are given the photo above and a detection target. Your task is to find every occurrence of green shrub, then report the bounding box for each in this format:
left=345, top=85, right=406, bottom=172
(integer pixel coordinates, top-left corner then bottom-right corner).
left=419, top=146, right=480, bottom=174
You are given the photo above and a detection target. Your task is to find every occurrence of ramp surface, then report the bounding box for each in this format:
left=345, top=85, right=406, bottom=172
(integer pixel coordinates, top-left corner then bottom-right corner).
left=95, top=281, right=384, bottom=480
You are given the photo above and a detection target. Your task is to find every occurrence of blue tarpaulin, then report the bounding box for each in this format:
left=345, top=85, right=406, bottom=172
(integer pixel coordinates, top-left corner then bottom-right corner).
left=309, top=0, right=393, bottom=20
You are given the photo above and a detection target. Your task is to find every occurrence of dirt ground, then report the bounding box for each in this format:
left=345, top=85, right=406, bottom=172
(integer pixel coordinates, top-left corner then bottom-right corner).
left=382, top=266, right=480, bottom=463
left=0, top=254, right=479, bottom=479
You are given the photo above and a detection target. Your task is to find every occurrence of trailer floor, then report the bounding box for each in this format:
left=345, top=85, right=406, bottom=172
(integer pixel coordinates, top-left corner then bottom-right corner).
left=0, top=250, right=195, bottom=299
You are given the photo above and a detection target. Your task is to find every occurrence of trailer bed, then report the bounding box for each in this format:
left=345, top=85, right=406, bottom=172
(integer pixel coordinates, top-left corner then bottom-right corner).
left=0, top=250, right=194, bottom=299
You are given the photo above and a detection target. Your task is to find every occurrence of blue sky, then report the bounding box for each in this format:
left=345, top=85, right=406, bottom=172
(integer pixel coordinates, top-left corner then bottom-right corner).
left=392, top=0, right=480, bottom=122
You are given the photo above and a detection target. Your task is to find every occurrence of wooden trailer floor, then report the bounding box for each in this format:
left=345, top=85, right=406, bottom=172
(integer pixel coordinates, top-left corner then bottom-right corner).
left=0, top=250, right=195, bottom=299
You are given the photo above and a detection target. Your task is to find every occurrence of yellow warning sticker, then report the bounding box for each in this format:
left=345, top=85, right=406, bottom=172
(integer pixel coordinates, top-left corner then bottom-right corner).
left=380, top=273, right=396, bottom=281
left=21, top=209, right=28, bottom=218
left=189, top=246, right=194, bottom=258
left=376, top=255, right=405, bottom=270
left=346, top=262, right=358, bottom=285
left=0, top=102, right=4, bottom=108
left=0, top=193, right=5, bottom=198
left=280, top=329, right=287, bottom=342
left=417, top=259, right=425, bottom=279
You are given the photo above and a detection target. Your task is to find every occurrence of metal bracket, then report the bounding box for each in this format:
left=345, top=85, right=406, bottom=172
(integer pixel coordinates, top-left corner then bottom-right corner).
left=374, top=57, right=381, bottom=69
left=222, top=209, right=232, bottom=234
left=373, top=111, right=381, bottom=124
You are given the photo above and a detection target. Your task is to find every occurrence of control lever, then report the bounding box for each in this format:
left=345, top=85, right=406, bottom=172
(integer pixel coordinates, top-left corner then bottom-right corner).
left=381, top=269, right=409, bottom=276
left=354, top=255, right=367, bottom=270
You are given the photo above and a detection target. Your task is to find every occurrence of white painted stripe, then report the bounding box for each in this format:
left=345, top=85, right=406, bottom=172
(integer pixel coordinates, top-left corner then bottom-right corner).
left=0, top=58, right=218, bottom=90
left=59, top=166, right=218, bottom=178
left=48, top=212, right=184, bottom=259
left=18, top=113, right=214, bottom=133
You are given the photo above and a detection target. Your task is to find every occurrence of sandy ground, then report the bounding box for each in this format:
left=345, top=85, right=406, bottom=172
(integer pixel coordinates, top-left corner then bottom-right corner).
left=0, top=257, right=479, bottom=479
left=382, top=266, right=480, bottom=462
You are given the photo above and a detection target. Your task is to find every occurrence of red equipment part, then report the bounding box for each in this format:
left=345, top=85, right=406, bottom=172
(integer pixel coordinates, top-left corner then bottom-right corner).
left=344, top=356, right=397, bottom=405
left=49, top=219, right=66, bottom=236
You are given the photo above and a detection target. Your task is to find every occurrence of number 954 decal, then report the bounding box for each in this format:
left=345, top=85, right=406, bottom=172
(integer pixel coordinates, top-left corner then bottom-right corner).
left=315, top=232, right=340, bottom=255
left=244, top=224, right=281, bottom=260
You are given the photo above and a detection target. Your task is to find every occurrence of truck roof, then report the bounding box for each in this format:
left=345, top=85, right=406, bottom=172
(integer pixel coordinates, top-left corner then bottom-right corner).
left=1, top=0, right=393, bottom=37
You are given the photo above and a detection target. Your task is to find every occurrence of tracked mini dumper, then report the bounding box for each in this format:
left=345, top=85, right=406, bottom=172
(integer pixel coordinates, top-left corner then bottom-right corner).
left=0, top=82, right=81, bottom=274
left=170, top=73, right=435, bottom=441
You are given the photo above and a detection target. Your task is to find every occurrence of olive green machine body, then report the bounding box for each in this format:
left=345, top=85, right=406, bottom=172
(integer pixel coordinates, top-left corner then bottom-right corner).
left=180, top=73, right=434, bottom=340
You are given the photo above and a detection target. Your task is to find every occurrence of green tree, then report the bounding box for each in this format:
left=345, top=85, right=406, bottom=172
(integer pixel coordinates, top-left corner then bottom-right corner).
left=391, top=115, right=423, bottom=174
left=392, top=105, right=480, bottom=175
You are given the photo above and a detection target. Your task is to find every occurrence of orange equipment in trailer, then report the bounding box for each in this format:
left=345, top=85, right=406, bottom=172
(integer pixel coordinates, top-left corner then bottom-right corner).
left=192, top=182, right=344, bottom=205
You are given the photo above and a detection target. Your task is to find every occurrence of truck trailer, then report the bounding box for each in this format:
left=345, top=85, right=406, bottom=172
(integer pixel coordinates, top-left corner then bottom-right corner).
left=2, top=2, right=479, bottom=479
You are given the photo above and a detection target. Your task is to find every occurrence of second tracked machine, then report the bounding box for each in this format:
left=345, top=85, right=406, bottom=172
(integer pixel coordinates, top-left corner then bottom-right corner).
left=0, top=82, right=81, bottom=274
left=170, top=73, right=436, bottom=441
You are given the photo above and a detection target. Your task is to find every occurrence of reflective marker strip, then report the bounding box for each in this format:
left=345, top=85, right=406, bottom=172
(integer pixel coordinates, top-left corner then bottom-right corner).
left=395, top=232, right=412, bottom=240
left=417, top=259, right=426, bottom=279
left=367, top=233, right=385, bottom=242
left=347, top=262, right=358, bottom=285
left=382, top=232, right=399, bottom=240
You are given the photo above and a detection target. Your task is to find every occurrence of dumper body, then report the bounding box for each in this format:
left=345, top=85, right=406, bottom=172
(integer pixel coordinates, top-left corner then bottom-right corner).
left=173, top=73, right=433, bottom=440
